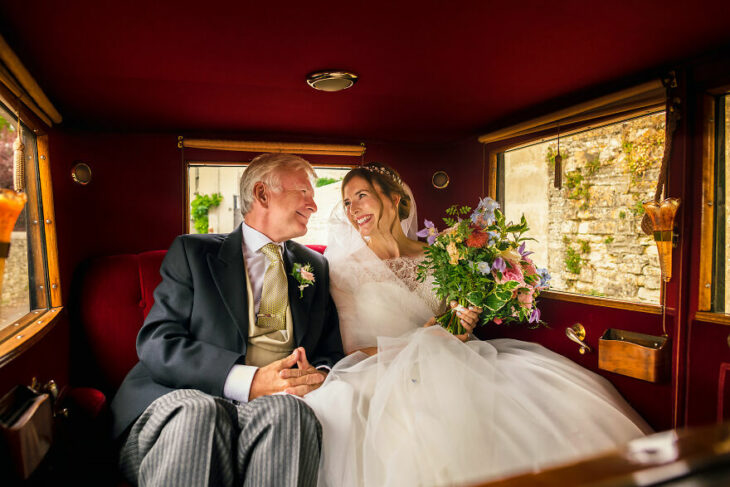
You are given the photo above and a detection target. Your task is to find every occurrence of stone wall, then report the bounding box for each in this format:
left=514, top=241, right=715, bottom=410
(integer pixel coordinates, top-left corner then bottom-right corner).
left=505, top=113, right=665, bottom=304
left=0, top=231, right=29, bottom=325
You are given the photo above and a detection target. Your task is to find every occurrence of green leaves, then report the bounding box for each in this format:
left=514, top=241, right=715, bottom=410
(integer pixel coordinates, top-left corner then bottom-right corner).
left=191, top=192, right=223, bottom=234
left=443, top=204, right=472, bottom=227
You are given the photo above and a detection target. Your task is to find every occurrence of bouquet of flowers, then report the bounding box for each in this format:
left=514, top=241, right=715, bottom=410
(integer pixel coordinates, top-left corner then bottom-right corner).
left=416, top=197, right=550, bottom=335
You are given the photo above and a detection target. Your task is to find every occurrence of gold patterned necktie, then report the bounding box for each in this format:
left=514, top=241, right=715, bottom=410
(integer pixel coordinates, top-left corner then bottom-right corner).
left=257, top=243, right=288, bottom=330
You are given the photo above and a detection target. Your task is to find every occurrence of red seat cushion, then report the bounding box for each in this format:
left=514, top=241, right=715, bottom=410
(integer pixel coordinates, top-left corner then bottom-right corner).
left=306, top=244, right=326, bottom=255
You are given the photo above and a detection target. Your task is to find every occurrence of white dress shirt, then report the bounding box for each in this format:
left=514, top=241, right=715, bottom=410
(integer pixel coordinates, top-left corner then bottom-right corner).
left=223, top=221, right=285, bottom=403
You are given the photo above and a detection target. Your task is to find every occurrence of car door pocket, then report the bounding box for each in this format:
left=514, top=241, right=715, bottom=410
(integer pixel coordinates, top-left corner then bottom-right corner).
left=599, top=329, right=670, bottom=383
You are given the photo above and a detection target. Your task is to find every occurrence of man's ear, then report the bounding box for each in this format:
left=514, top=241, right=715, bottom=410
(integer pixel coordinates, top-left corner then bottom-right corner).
left=253, top=181, right=268, bottom=207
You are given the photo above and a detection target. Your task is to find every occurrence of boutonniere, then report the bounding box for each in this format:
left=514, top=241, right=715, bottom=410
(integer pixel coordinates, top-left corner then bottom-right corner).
left=291, top=262, right=315, bottom=298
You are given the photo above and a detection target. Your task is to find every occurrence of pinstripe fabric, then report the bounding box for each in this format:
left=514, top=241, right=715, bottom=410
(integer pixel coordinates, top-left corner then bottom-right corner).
left=119, top=389, right=322, bottom=487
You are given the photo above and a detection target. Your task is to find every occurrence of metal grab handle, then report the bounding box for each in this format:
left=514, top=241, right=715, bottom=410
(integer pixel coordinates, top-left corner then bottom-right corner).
left=565, top=323, right=592, bottom=354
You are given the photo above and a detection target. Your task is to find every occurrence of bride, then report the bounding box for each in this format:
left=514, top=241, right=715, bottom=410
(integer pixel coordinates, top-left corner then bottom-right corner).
left=303, top=163, right=652, bottom=487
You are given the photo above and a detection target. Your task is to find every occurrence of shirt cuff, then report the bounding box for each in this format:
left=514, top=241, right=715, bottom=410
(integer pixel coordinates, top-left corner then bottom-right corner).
left=223, top=364, right=258, bottom=403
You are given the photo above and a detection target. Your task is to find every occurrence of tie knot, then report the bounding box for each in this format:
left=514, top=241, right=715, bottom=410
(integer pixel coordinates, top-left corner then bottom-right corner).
left=261, top=243, right=282, bottom=262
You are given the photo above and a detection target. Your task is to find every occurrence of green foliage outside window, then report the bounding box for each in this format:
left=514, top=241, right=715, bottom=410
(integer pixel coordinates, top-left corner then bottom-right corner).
left=191, top=192, right=223, bottom=234
left=315, top=177, right=340, bottom=187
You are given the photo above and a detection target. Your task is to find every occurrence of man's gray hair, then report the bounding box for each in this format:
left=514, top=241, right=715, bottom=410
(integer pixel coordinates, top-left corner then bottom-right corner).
left=239, top=153, right=317, bottom=216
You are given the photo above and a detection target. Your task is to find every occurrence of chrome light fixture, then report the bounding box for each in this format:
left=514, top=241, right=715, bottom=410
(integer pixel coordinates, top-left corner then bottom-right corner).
left=306, top=71, right=358, bottom=92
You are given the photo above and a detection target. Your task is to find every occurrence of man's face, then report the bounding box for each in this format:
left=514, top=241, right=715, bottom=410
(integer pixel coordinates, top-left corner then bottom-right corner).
left=266, top=169, right=317, bottom=241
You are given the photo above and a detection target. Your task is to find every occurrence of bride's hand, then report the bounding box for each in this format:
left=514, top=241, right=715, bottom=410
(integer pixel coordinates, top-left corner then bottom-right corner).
left=423, top=303, right=482, bottom=342
left=451, top=301, right=483, bottom=342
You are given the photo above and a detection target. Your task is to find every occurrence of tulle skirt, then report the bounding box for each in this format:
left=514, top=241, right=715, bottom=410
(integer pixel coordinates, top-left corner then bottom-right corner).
left=304, top=326, right=651, bottom=487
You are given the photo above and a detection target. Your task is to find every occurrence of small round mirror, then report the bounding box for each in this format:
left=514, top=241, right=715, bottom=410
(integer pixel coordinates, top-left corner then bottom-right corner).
left=431, top=170, right=449, bottom=189
left=71, top=162, right=92, bottom=185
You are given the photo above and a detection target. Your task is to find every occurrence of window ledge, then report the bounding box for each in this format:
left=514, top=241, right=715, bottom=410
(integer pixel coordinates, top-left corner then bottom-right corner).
left=542, top=290, right=664, bottom=315
left=694, top=311, right=730, bottom=326
left=0, top=307, right=63, bottom=367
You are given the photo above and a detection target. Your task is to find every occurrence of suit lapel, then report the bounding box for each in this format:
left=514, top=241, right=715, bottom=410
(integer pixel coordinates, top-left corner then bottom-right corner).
left=284, top=242, right=314, bottom=346
left=207, top=225, right=249, bottom=342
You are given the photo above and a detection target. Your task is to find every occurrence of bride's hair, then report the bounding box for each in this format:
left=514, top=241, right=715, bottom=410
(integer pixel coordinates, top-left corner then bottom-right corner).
left=342, top=163, right=412, bottom=221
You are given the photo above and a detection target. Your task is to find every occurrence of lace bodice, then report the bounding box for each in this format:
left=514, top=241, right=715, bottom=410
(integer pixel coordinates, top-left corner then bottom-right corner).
left=384, top=255, right=424, bottom=291
left=328, top=248, right=444, bottom=352
left=384, top=255, right=444, bottom=316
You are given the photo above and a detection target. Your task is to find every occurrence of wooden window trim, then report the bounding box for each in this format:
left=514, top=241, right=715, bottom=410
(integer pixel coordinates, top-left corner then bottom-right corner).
left=0, top=33, right=61, bottom=126
left=698, top=85, right=730, bottom=313
left=179, top=138, right=366, bottom=157
left=0, top=307, right=63, bottom=367
left=694, top=311, right=730, bottom=326
left=478, top=80, right=664, bottom=144
left=37, top=135, right=61, bottom=306
left=542, top=290, right=663, bottom=315
left=698, top=94, right=716, bottom=311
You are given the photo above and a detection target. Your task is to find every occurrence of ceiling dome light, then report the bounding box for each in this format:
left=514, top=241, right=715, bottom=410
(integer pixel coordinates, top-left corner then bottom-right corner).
left=306, top=71, right=358, bottom=92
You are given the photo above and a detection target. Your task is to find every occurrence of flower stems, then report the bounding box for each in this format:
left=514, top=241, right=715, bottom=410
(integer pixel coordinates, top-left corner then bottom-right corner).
left=436, top=297, right=468, bottom=335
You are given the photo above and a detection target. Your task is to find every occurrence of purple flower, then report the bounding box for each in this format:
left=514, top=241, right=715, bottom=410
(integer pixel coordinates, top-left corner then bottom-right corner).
left=476, top=197, right=500, bottom=213
left=518, top=242, right=533, bottom=258
left=492, top=257, right=506, bottom=273
left=487, top=231, right=498, bottom=246
left=537, top=268, right=551, bottom=288
left=416, top=219, right=438, bottom=245
left=528, top=307, right=541, bottom=323
left=470, top=197, right=500, bottom=228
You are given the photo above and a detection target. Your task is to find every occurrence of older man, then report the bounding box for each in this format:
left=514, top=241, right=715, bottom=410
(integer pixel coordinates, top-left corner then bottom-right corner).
left=111, top=153, right=344, bottom=486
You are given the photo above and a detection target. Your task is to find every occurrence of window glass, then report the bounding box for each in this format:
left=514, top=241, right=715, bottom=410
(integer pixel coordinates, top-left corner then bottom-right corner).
left=0, top=103, right=49, bottom=329
left=187, top=164, right=350, bottom=245
left=501, top=112, right=665, bottom=303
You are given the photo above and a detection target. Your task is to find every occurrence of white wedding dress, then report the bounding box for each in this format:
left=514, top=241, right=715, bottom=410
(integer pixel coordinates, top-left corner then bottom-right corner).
left=303, top=196, right=652, bottom=487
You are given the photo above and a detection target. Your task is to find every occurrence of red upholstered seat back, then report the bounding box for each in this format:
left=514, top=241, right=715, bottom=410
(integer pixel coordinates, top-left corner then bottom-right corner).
left=76, top=245, right=326, bottom=394
left=77, top=251, right=166, bottom=392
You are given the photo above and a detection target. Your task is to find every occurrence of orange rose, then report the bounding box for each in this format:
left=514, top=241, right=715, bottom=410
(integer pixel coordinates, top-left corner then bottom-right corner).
left=466, top=229, right=488, bottom=248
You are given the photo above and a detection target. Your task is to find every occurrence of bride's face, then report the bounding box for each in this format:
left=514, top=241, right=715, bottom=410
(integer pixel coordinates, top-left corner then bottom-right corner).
left=343, top=176, right=386, bottom=236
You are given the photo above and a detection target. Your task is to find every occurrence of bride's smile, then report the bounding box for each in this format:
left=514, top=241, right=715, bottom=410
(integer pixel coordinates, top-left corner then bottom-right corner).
left=342, top=175, right=382, bottom=236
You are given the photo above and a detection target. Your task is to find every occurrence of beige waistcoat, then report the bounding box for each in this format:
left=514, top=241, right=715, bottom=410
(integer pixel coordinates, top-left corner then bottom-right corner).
left=243, top=259, right=295, bottom=367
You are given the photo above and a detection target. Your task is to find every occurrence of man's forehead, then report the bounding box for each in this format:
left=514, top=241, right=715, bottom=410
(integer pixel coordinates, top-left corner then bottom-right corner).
left=278, top=168, right=314, bottom=187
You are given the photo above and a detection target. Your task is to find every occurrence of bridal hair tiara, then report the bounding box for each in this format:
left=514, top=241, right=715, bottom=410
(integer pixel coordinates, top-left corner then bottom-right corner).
left=364, top=163, right=403, bottom=187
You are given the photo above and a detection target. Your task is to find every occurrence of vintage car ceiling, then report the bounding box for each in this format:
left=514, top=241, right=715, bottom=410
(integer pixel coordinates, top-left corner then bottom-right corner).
left=0, top=0, right=728, bottom=143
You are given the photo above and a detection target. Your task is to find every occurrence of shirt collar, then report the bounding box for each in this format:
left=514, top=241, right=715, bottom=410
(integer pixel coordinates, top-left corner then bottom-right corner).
left=241, top=220, right=285, bottom=254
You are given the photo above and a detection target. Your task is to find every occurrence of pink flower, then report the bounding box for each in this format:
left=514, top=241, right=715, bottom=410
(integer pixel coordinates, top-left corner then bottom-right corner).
left=523, top=262, right=537, bottom=277
left=493, top=317, right=503, bottom=325
left=495, top=263, right=525, bottom=285
left=517, top=288, right=534, bottom=308
left=300, top=269, right=315, bottom=282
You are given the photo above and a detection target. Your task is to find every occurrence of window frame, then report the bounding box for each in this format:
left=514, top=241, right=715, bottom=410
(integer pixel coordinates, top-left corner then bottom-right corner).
left=183, top=159, right=357, bottom=237
left=696, top=86, right=730, bottom=324
left=483, top=92, right=669, bottom=314
left=0, top=87, right=62, bottom=365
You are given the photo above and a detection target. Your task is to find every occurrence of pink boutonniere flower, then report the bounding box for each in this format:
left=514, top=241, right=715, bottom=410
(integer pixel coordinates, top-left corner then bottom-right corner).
left=290, top=262, right=315, bottom=298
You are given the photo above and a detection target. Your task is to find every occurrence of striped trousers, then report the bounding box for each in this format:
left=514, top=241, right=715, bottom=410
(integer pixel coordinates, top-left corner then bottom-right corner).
left=119, top=389, right=322, bottom=487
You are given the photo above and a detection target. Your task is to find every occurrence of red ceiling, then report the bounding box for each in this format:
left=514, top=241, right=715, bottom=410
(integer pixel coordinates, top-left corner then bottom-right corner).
left=0, top=0, right=728, bottom=143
